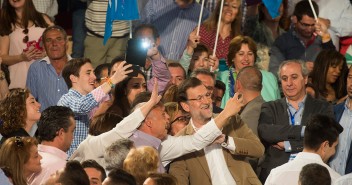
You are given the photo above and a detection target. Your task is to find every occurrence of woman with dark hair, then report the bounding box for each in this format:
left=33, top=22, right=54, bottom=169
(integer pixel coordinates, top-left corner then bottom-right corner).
left=308, top=49, right=348, bottom=103
left=107, top=69, right=147, bottom=118
left=217, top=35, right=280, bottom=107
left=0, top=0, right=53, bottom=89
left=179, top=44, right=214, bottom=76
left=0, top=88, right=41, bottom=144
left=0, top=136, right=42, bottom=185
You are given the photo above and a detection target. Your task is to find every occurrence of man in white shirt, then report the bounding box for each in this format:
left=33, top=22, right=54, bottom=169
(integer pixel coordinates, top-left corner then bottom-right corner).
left=169, top=77, right=264, bottom=185
left=265, top=114, right=343, bottom=185
left=28, top=106, right=76, bottom=185
left=70, top=80, right=246, bottom=169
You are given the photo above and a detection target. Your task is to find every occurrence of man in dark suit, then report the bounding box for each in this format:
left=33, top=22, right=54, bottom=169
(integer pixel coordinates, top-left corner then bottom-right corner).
left=258, top=60, right=334, bottom=182
left=330, top=66, right=352, bottom=175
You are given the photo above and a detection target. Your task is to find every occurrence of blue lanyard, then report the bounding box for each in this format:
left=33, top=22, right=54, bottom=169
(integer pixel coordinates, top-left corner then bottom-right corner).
left=288, top=109, right=296, bottom=126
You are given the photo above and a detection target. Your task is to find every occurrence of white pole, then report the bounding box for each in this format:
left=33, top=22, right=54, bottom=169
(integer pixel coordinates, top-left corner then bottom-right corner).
left=308, top=0, right=318, bottom=20
left=211, top=0, right=225, bottom=71
left=196, top=0, right=205, bottom=36
left=129, top=20, right=132, bottom=38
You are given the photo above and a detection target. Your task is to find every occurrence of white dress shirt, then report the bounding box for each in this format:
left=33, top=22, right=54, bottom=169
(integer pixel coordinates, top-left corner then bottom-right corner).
left=265, top=152, right=341, bottom=185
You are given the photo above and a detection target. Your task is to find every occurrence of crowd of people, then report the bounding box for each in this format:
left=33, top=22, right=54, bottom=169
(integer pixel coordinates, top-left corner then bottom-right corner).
left=0, top=0, right=352, bottom=185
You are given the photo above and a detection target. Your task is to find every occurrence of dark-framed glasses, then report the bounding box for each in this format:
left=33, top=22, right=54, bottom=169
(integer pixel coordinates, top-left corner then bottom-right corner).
left=298, top=21, right=315, bottom=29
left=187, top=92, right=212, bottom=102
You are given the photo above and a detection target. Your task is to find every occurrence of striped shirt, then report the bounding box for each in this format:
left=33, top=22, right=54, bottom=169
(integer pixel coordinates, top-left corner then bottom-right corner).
left=26, top=56, right=71, bottom=112
left=141, top=0, right=209, bottom=60
left=57, top=87, right=107, bottom=157
left=85, top=0, right=129, bottom=37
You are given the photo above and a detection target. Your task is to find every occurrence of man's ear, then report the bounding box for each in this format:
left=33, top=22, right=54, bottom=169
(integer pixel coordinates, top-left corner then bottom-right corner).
left=57, top=128, right=65, bottom=140
left=291, top=15, right=298, bottom=24
left=70, top=74, right=78, bottom=84
left=180, top=101, right=190, bottom=113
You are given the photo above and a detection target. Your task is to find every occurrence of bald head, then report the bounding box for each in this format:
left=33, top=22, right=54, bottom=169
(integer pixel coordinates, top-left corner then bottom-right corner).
left=237, top=66, right=262, bottom=92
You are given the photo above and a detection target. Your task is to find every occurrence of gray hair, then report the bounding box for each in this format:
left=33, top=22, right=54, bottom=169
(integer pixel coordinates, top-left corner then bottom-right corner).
left=190, top=68, right=215, bottom=82
left=277, top=60, right=309, bottom=80
left=104, top=139, right=134, bottom=171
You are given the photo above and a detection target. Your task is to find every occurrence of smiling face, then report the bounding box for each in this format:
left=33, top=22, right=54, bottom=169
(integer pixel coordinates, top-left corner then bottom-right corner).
left=233, top=44, right=255, bottom=73
left=193, top=52, right=210, bottom=70
left=43, top=29, right=67, bottom=61
left=221, top=0, right=240, bottom=24
left=23, top=145, right=42, bottom=178
left=181, top=85, right=213, bottom=125
left=326, top=62, right=343, bottom=84
left=71, top=62, right=96, bottom=95
left=26, top=93, right=41, bottom=122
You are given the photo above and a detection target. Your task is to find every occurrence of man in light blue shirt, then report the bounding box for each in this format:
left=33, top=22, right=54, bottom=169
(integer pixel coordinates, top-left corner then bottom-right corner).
left=26, top=25, right=71, bottom=112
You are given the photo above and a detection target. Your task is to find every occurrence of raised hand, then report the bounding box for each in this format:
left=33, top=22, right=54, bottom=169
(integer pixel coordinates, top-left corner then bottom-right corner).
left=208, top=55, right=219, bottom=71
left=222, top=92, right=245, bottom=117
left=148, top=78, right=162, bottom=106
left=110, top=61, right=133, bottom=85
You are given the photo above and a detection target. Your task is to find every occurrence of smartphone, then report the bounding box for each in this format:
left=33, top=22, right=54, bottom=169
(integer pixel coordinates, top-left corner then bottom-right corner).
left=125, top=38, right=149, bottom=68
left=123, top=62, right=140, bottom=77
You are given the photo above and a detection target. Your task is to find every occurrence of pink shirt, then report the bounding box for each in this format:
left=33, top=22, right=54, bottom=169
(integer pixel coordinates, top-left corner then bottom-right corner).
left=8, top=25, right=45, bottom=89
left=28, top=144, right=67, bottom=185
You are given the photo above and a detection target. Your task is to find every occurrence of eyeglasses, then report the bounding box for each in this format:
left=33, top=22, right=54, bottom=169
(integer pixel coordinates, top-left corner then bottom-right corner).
left=298, top=21, right=315, bottom=29
left=187, top=92, right=212, bottom=102
left=15, top=136, right=24, bottom=148
left=23, top=28, right=29, bottom=43
left=170, top=115, right=190, bottom=125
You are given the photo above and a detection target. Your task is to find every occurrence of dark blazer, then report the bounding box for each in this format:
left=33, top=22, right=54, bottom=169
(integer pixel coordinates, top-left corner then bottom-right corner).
left=257, top=95, right=333, bottom=182
left=334, top=101, right=352, bottom=174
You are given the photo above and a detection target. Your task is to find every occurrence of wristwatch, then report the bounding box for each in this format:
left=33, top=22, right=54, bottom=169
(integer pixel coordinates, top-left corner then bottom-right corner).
left=221, top=135, right=229, bottom=147
left=0, top=71, right=5, bottom=81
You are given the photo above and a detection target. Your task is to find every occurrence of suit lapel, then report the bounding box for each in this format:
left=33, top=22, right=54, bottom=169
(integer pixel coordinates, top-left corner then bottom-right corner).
left=301, top=95, right=313, bottom=126
left=279, top=98, right=290, bottom=125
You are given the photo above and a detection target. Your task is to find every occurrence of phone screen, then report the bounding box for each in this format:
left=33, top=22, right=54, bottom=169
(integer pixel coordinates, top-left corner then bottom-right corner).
left=125, top=38, right=148, bottom=68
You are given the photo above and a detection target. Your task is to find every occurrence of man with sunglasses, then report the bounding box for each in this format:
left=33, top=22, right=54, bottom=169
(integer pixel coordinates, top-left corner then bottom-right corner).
left=169, top=77, right=264, bottom=185
left=269, top=0, right=335, bottom=76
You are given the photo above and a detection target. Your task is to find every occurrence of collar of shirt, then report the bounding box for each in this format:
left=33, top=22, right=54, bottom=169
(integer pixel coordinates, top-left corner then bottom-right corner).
left=40, top=55, right=72, bottom=65
left=38, top=144, right=68, bottom=160
left=132, top=130, right=162, bottom=150
left=291, top=28, right=317, bottom=48
left=286, top=94, right=307, bottom=110
left=294, top=152, right=324, bottom=163
left=344, top=97, right=352, bottom=111
left=68, top=88, right=84, bottom=97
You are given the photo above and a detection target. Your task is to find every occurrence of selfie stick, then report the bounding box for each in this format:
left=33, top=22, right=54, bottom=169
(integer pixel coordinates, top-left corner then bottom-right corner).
left=196, top=0, right=205, bottom=36
left=211, top=0, right=225, bottom=72
left=308, top=0, right=318, bottom=20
